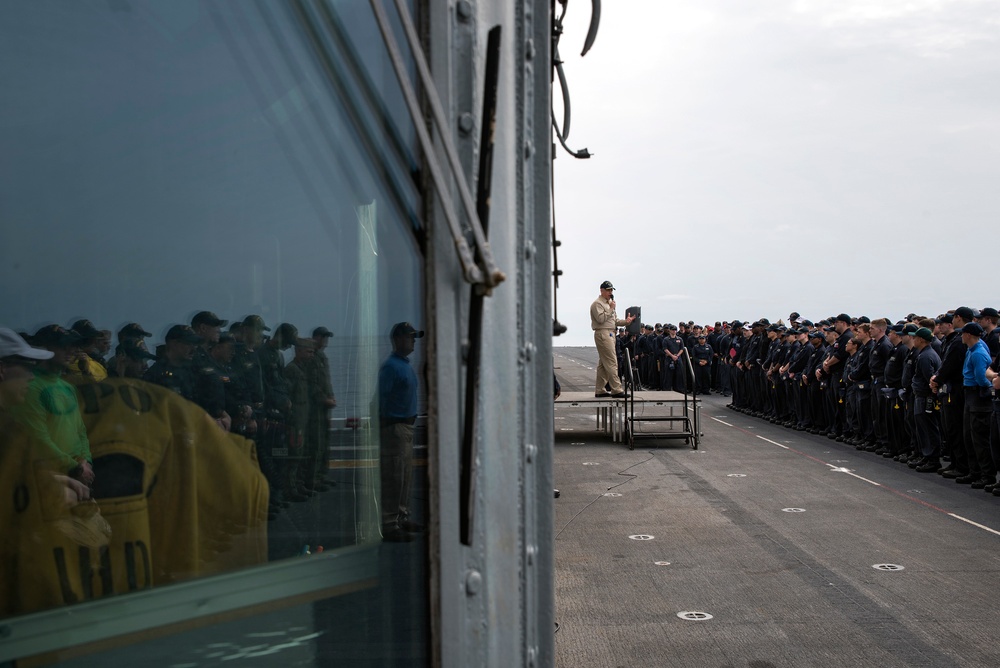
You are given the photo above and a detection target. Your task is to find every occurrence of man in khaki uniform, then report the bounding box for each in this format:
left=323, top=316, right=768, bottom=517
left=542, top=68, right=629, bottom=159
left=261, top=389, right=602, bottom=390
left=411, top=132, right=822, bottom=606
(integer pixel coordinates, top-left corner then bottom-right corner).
left=591, top=280, right=635, bottom=397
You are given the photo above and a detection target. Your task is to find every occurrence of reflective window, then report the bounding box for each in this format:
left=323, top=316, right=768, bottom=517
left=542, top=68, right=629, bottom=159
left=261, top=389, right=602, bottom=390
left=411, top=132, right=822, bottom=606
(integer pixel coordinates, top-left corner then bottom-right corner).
left=0, top=1, right=428, bottom=664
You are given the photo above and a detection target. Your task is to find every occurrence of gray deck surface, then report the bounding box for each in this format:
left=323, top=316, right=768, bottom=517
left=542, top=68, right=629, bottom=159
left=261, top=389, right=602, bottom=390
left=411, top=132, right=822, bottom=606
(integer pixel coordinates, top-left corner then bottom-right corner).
left=554, top=347, right=1000, bottom=668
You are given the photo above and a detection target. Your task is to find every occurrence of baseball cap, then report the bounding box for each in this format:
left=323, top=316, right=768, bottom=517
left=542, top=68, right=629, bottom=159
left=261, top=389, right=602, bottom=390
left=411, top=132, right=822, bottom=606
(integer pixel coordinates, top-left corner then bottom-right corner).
left=835, top=313, right=852, bottom=324
left=118, top=339, right=156, bottom=361
left=32, top=325, right=83, bottom=348
left=0, top=327, right=54, bottom=360
left=902, top=324, right=919, bottom=336
left=913, top=327, right=934, bottom=342
left=165, top=325, right=204, bottom=344
left=313, top=326, right=334, bottom=338
left=954, top=306, right=976, bottom=321
left=71, top=319, right=102, bottom=340
left=979, top=307, right=999, bottom=318
left=961, top=322, right=984, bottom=337
left=275, top=323, right=299, bottom=342
left=191, top=311, right=228, bottom=328
left=118, top=322, right=152, bottom=341
left=391, top=322, right=425, bottom=339
left=600, top=281, right=615, bottom=290
left=242, top=315, right=271, bottom=331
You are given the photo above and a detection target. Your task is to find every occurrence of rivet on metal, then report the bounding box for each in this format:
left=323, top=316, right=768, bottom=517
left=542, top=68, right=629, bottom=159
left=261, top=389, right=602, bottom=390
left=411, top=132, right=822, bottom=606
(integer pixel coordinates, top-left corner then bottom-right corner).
left=526, top=545, right=536, bottom=565
left=523, top=342, right=535, bottom=360
left=524, top=140, right=534, bottom=159
left=677, top=611, right=713, bottom=621
left=527, top=647, right=537, bottom=668
left=465, top=569, right=482, bottom=595
left=525, top=443, right=536, bottom=463
left=456, top=0, right=473, bottom=21
left=628, top=534, right=654, bottom=541
left=458, top=112, right=475, bottom=134
left=525, top=38, right=535, bottom=60
left=524, top=240, right=536, bottom=258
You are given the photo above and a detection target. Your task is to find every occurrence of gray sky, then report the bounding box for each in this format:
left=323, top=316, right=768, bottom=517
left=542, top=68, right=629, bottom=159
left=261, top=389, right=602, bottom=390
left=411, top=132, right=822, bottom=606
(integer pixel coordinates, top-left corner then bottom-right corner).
left=552, top=0, right=1000, bottom=346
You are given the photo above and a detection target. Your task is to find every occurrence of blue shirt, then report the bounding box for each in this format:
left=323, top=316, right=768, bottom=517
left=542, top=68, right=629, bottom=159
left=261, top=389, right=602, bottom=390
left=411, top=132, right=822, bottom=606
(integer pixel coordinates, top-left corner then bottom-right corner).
left=378, top=352, right=418, bottom=419
left=962, top=339, right=991, bottom=388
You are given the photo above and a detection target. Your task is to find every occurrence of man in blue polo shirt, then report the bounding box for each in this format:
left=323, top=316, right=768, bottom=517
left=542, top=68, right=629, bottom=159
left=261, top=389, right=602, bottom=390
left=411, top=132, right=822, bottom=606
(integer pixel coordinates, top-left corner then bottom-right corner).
left=959, top=322, right=996, bottom=489
left=378, top=322, right=423, bottom=542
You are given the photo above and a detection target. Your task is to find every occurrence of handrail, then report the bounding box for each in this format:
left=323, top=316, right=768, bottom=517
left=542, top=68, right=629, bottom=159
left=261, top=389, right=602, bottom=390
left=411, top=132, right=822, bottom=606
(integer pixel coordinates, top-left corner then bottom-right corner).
left=623, top=352, right=635, bottom=447
left=679, top=349, right=701, bottom=449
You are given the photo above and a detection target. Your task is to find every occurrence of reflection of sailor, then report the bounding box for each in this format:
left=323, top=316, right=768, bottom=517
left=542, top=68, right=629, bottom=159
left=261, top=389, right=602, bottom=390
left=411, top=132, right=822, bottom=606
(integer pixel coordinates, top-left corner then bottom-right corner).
left=12, top=325, right=94, bottom=483
left=283, top=338, right=315, bottom=502
left=378, top=322, right=424, bottom=542
left=305, top=327, right=336, bottom=493
left=590, top=281, right=635, bottom=397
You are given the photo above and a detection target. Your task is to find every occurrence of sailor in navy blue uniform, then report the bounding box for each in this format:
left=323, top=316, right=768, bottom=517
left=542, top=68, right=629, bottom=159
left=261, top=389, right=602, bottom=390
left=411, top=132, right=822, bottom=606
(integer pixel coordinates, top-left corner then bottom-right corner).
left=692, top=334, right=713, bottom=394
left=660, top=325, right=686, bottom=392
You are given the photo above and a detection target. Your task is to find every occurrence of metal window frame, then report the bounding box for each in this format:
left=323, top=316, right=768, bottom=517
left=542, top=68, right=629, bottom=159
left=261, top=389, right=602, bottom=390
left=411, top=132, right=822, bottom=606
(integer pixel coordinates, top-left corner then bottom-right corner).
left=426, top=1, right=553, bottom=667
left=0, top=1, right=556, bottom=666
left=0, top=545, right=378, bottom=663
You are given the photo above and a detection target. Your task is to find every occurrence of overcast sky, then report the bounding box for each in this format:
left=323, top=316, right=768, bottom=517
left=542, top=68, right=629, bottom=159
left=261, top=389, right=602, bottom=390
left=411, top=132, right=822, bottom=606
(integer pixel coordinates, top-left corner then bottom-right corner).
left=551, top=0, right=1000, bottom=345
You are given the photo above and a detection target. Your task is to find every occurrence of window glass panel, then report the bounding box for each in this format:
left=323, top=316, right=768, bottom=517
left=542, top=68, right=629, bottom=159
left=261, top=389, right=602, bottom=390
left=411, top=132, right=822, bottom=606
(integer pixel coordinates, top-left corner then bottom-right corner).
left=0, top=1, right=428, bottom=664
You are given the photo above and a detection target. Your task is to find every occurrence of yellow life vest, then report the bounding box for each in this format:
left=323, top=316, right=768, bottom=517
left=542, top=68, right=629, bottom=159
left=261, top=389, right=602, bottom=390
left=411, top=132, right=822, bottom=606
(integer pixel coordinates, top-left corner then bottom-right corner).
left=1, top=378, right=268, bottom=618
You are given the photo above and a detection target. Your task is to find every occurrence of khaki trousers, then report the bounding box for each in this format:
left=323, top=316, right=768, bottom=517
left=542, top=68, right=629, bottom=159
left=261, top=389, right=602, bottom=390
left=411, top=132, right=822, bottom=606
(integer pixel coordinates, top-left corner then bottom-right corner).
left=594, top=329, right=624, bottom=394
left=380, top=421, right=414, bottom=528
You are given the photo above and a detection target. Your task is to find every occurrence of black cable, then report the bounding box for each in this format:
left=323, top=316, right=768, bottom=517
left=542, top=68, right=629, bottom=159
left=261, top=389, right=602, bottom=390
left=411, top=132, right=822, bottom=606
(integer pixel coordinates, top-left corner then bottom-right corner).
left=554, top=453, right=655, bottom=539
left=606, top=452, right=655, bottom=491
left=552, top=115, right=592, bottom=159
left=551, top=150, right=567, bottom=336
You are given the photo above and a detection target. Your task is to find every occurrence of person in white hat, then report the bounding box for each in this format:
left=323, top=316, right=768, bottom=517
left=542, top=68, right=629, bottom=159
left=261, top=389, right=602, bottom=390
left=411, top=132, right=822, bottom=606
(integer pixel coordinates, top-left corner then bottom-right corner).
left=0, top=327, right=54, bottom=411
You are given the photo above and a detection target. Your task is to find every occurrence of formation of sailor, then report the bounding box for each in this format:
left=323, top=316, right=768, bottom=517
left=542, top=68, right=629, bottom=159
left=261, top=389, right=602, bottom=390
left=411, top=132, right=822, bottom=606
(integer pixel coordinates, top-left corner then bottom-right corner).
left=717, top=308, right=1000, bottom=495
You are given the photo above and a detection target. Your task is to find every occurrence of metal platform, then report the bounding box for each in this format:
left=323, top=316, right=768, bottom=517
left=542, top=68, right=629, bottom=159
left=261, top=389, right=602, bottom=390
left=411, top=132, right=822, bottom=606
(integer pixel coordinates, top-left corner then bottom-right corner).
left=554, top=390, right=699, bottom=446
